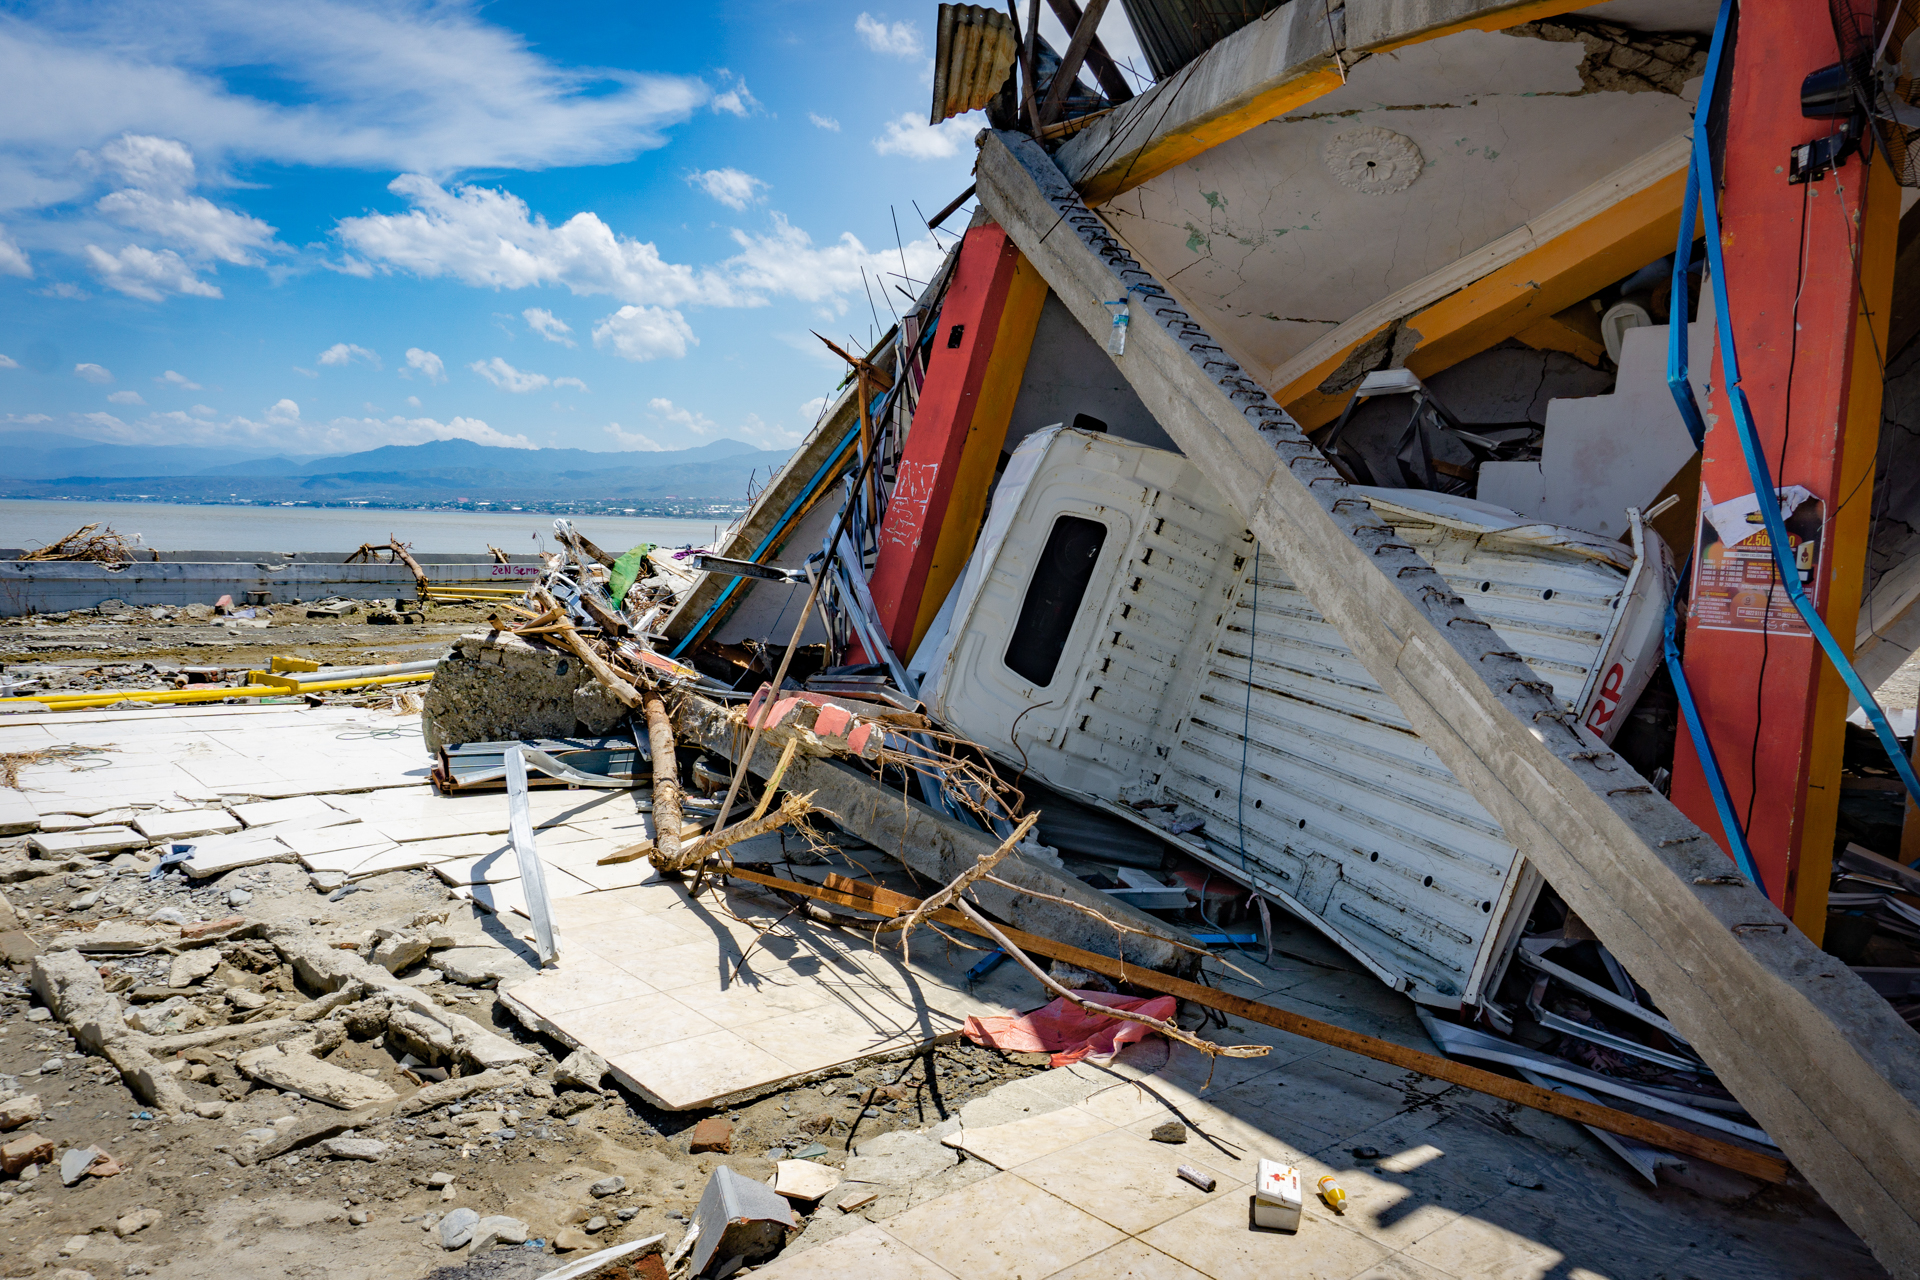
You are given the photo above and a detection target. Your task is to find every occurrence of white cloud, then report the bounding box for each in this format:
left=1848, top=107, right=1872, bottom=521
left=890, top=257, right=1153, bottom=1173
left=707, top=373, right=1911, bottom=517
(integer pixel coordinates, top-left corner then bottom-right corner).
left=157, top=369, right=201, bottom=389
left=0, top=228, right=29, bottom=277
left=688, top=168, right=767, bottom=212
left=593, top=306, right=696, bottom=362
left=522, top=307, right=575, bottom=346
left=266, top=398, right=300, bottom=424
left=855, top=13, right=923, bottom=58
left=74, top=362, right=112, bottom=382
left=710, top=72, right=759, bottom=117
left=809, top=114, right=841, bottom=132
left=648, top=397, right=716, bottom=436
left=469, top=356, right=550, bottom=392
left=318, top=342, right=380, bottom=369
left=403, top=348, right=446, bottom=383
left=0, top=4, right=712, bottom=217
left=0, top=354, right=18, bottom=369
left=873, top=112, right=979, bottom=160
left=335, top=175, right=738, bottom=306
left=727, top=212, right=946, bottom=305
left=83, top=243, right=221, bottom=299
left=334, top=178, right=948, bottom=337
left=603, top=422, right=661, bottom=450
left=107, top=389, right=144, bottom=404
left=552, top=376, right=588, bottom=391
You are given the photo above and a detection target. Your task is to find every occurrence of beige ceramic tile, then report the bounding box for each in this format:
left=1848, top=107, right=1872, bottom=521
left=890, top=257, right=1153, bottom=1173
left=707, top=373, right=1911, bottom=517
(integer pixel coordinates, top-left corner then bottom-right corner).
left=1013, top=1127, right=1252, bottom=1235
left=1400, top=1207, right=1566, bottom=1280
left=608, top=1029, right=798, bottom=1109
left=752, top=1224, right=957, bottom=1279
left=541, top=990, right=726, bottom=1058
left=943, top=1104, right=1115, bottom=1170
left=508, top=966, right=659, bottom=1018
left=1141, top=1190, right=1393, bottom=1280
left=885, top=1171, right=1124, bottom=1280
left=1040, top=1238, right=1210, bottom=1280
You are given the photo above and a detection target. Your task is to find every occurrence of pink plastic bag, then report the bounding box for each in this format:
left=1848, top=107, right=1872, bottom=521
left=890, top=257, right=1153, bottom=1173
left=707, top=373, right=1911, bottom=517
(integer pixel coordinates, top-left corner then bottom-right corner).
left=962, top=991, right=1179, bottom=1067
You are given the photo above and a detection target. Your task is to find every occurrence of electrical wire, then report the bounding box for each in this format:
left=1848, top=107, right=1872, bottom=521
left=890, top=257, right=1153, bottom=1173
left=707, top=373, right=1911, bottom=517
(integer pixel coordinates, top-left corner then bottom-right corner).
left=1743, top=179, right=1814, bottom=836
left=1677, top=0, right=1920, bottom=821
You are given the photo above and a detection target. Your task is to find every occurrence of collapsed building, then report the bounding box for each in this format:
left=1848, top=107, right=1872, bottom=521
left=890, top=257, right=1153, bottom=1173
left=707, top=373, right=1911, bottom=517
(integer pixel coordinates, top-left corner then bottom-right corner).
left=5, top=0, right=1920, bottom=1276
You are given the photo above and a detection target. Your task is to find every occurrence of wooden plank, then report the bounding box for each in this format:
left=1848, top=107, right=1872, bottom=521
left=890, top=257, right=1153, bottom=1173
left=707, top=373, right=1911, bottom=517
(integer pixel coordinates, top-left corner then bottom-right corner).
left=974, top=127, right=1920, bottom=1271
left=721, top=864, right=1789, bottom=1184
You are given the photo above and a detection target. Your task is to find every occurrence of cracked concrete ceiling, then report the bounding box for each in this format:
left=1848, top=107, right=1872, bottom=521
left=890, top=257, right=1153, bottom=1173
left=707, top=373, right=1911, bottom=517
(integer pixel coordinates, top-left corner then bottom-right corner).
left=1095, top=24, right=1699, bottom=385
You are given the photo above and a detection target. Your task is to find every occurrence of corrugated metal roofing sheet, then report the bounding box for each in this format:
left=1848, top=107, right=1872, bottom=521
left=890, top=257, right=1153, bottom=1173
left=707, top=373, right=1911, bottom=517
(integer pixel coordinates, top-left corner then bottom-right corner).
left=932, top=4, right=1019, bottom=125
left=1116, top=0, right=1289, bottom=80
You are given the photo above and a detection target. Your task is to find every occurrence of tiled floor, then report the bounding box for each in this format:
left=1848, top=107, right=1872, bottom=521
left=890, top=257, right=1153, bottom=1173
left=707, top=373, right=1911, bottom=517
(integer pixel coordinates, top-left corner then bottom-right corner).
left=500, top=867, right=1051, bottom=1109
left=754, top=1026, right=1888, bottom=1280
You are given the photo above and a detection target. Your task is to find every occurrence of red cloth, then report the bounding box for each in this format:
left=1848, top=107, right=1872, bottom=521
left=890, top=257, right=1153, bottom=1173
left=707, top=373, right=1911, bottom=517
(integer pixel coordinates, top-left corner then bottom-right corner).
left=962, top=991, right=1179, bottom=1067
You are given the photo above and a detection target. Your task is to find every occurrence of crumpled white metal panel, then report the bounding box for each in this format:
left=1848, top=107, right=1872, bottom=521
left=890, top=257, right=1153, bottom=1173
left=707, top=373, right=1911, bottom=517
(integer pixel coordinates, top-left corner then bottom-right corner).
left=934, top=428, right=1670, bottom=1009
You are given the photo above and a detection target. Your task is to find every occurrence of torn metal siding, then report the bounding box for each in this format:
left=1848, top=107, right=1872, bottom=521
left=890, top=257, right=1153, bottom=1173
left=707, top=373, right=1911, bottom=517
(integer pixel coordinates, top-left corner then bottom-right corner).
left=932, top=4, right=1018, bottom=124
left=933, top=427, right=1669, bottom=1008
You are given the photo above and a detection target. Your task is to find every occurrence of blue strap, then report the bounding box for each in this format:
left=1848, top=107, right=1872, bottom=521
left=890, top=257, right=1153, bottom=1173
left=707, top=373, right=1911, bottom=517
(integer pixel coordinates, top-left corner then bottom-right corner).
left=1681, top=0, right=1920, bottom=817
left=1665, top=554, right=1766, bottom=892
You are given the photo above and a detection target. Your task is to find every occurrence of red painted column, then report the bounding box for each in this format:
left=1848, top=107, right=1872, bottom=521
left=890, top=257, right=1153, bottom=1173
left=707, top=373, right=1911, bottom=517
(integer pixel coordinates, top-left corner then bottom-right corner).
left=865, top=224, right=1034, bottom=658
left=1669, top=0, right=1895, bottom=933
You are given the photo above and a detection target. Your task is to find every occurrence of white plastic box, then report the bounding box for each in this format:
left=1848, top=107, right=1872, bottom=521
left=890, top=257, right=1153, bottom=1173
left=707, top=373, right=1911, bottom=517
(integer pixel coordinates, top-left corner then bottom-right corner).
left=1252, top=1159, right=1303, bottom=1231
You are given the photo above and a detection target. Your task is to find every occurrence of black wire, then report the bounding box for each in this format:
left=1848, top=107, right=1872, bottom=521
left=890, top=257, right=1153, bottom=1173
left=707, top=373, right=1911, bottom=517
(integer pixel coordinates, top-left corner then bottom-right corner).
left=1744, top=179, right=1813, bottom=835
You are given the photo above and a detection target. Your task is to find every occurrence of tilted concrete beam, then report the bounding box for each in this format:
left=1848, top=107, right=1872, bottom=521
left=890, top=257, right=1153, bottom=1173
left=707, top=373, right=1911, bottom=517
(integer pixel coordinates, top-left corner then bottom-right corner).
left=975, top=128, right=1920, bottom=1272
left=1056, top=0, right=1605, bottom=205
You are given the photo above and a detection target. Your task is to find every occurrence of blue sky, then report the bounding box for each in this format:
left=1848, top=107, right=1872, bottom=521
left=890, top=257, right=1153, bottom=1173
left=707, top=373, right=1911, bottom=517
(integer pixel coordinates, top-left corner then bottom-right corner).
left=0, top=0, right=1149, bottom=458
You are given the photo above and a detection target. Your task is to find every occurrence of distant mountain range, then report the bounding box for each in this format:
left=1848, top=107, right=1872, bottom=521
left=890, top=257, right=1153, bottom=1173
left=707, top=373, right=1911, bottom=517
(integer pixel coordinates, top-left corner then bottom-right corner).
left=0, top=432, right=790, bottom=506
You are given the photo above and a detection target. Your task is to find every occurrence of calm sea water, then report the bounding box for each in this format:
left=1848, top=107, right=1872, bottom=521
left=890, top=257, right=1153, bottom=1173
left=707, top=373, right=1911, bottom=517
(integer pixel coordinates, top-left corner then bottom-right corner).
left=0, top=499, right=726, bottom=556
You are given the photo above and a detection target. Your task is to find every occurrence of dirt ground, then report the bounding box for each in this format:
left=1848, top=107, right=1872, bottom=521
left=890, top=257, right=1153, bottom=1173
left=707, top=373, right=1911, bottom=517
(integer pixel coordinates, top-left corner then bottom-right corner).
left=0, top=600, right=500, bottom=702
left=0, top=849, right=1047, bottom=1280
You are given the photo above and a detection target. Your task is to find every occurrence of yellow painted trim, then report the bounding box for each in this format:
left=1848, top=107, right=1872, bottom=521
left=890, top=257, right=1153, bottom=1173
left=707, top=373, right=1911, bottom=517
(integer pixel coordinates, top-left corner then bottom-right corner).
left=1368, top=0, right=1600, bottom=54
left=1515, top=304, right=1607, bottom=367
left=1278, top=173, right=1686, bottom=429
left=909, top=253, right=1049, bottom=655
left=1405, top=172, right=1687, bottom=379
left=1077, top=0, right=1598, bottom=205
left=1795, top=161, right=1902, bottom=944
left=1079, top=69, right=1342, bottom=206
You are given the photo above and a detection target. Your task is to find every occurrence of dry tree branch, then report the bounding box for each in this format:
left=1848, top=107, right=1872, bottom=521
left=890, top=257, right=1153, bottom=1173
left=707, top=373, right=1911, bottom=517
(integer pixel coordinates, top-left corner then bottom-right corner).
left=952, top=897, right=1269, bottom=1063
left=875, top=813, right=1039, bottom=962
left=980, top=874, right=1265, bottom=988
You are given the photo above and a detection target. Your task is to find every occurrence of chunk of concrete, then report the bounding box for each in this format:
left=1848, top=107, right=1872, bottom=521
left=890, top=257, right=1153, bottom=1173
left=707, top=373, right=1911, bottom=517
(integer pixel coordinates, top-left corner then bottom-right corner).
left=439, top=1206, right=480, bottom=1249
left=1, top=1131, right=53, bottom=1175
left=421, top=631, right=624, bottom=755
left=370, top=930, right=431, bottom=974
left=556, top=1048, right=609, bottom=1094
left=1, top=1095, right=42, bottom=1131
left=467, top=1215, right=528, bottom=1253
left=166, top=949, right=222, bottom=990
left=236, top=1041, right=398, bottom=1110
left=322, top=1137, right=388, bottom=1161
left=434, top=944, right=539, bottom=988
left=844, top=1130, right=958, bottom=1187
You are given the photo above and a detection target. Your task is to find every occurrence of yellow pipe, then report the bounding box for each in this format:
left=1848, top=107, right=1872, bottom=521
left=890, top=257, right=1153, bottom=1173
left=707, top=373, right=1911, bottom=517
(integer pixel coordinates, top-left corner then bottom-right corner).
left=0, top=671, right=430, bottom=709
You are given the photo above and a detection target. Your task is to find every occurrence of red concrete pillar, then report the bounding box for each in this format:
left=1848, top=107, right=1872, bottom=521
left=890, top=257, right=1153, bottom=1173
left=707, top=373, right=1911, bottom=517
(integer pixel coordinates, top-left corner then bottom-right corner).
left=864, top=224, right=1046, bottom=659
left=1669, top=0, right=1898, bottom=938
